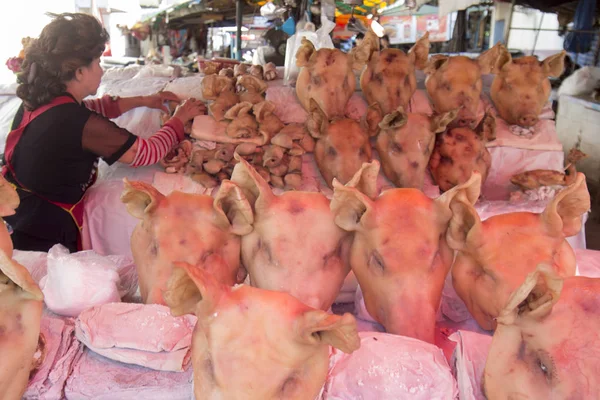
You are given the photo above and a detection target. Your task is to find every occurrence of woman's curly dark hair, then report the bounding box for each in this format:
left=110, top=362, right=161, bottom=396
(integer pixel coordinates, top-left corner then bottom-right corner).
left=16, top=13, right=109, bottom=110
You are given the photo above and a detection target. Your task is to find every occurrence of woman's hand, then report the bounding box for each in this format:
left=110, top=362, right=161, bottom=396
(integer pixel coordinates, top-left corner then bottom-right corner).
left=172, top=98, right=207, bottom=124
left=143, top=91, right=181, bottom=113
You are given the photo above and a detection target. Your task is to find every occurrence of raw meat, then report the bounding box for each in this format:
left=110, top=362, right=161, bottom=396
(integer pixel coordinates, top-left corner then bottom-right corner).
left=491, top=51, right=566, bottom=127
left=424, top=43, right=506, bottom=128
left=25, top=312, right=81, bottom=400
left=164, top=261, right=360, bottom=400
left=231, top=156, right=353, bottom=311
left=330, top=160, right=481, bottom=343
left=64, top=349, right=193, bottom=400
left=449, top=330, right=492, bottom=400
left=446, top=172, right=590, bottom=330
left=76, top=303, right=196, bottom=372
left=323, top=332, right=458, bottom=399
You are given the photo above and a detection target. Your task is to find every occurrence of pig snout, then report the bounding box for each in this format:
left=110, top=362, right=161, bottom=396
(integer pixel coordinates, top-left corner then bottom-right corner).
left=517, top=114, right=539, bottom=128
left=453, top=108, right=477, bottom=128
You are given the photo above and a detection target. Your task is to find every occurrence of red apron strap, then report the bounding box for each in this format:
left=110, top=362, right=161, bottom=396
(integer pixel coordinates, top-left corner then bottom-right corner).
left=3, top=95, right=75, bottom=177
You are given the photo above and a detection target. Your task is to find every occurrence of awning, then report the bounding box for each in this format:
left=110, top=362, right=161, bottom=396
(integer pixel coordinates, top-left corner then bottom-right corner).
left=438, top=0, right=483, bottom=17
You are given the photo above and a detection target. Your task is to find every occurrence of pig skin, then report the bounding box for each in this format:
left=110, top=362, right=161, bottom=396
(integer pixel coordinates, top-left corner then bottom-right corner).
left=0, top=174, right=44, bottom=400
left=295, top=37, right=368, bottom=119
left=490, top=51, right=566, bottom=127
left=164, top=261, right=361, bottom=400
left=446, top=172, right=590, bottom=331
left=121, top=179, right=253, bottom=305
left=369, top=104, right=457, bottom=189
left=306, top=99, right=375, bottom=189
left=429, top=113, right=495, bottom=193
left=424, top=42, right=507, bottom=128
left=484, top=265, right=600, bottom=400
left=230, top=154, right=353, bottom=311
left=330, top=160, right=482, bottom=344
left=0, top=250, right=44, bottom=400
left=360, top=31, right=430, bottom=115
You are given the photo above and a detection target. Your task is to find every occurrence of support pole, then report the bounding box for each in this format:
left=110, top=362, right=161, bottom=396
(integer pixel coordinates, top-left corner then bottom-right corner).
left=531, top=13, right=544, bottom=56
left=503, top=0, right=516, bottom=45
left=236, top=0, right=242, bottom=60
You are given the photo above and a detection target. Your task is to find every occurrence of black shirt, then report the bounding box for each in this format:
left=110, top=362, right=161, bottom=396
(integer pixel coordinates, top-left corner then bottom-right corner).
left=4, top=93, right=136, bottom=243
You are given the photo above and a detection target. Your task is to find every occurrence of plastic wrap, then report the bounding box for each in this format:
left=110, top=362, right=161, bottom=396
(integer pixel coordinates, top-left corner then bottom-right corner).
left=40, top=245, right=137, bottom=317
left=284, top=16, right=336, bottom=86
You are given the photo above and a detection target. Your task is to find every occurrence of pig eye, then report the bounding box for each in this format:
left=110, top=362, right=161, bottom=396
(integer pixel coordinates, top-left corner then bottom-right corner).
left=368, top=251, right=385, bottom=272
left=327, top=147, right=337, bottom=157
left=359, top=147, right=366, bottom=157
left=404, top=75, right=410, bottom=85
left=443, top=83, right=452, bottom=91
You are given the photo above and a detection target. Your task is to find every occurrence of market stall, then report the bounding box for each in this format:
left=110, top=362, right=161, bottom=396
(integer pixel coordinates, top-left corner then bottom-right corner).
left=2, top=4, right=599, bottom=398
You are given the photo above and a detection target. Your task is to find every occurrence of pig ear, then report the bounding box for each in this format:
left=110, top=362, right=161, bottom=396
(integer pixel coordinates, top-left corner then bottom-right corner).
left=541, top=51, right=566, bottom=78
left=349, top=31, right=378, bottom=70
left=120, top=178, right=164, bottom=220
left=362, top=102, right=384, bottom=137
left=295, top=310, right=360, bottom=354
left=0, top=175, right=19, bottom=217
left=230, top=153, right=275, bottom=211
left=306, top=99, right=329, bottom=139
left=0, top=250, right=43, bottom=301
left=430, top=109, right=459, bottom=134
left=541, top=172, right=590, bottom=238
left=496, top=264, right=563, bottom=325
left=478, top=42, right=508, bottom=75
left=331, top=181, right=374, bottom=232
left=296, top=37, right=316, bottom=68
left=408, top=31, right=430, bottom=70
left=435, top=172, right=483, bottom=249
left=379, top=106, right=408, bottom=131
left=213, top=180, right=254, bottom=236
left=344, top=160, right=380, bottom=200
left=475, top=112, right=496, bottom=142
left=164, top=261, right=225, bottom=317
left=494, top=46, right=513, bottom=73
left=424, top=55, right=449, bottom=75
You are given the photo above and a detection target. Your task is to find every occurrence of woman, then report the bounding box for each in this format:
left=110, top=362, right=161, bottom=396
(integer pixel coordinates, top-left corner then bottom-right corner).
left=4, top=13, right=206, bottom=253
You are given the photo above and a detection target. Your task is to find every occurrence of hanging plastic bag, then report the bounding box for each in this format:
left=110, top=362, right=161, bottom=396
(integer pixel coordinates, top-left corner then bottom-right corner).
left=283, top=15, right=336, bottom=86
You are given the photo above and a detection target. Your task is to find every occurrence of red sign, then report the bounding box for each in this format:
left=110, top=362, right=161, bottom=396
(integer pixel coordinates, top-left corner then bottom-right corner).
left=416, top=15, right=449, bottom=42
left=379, top=15, right=415, bottom=44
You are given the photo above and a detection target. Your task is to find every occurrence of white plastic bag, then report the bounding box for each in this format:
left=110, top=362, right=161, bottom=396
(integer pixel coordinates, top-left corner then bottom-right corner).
left=40, top=244, right=137, bottom=317
left=283, top=15, right=336, bottom=86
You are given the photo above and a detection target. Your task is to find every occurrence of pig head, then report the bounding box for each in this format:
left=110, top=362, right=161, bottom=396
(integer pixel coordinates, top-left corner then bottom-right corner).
left=490, top=51, right=566, bottom=127
left=0, top=250, right=44, bottom=400
left=424, top=42, right=507, bottom=128
left=360, top=31, right=430, bottom=115
left=331, top=160, right=481, bottom=343
left=483, top=265, right=600, bottom=399
left=121, top=179, right=253, bottom=305
left=295, top=37, right=367, bottom=118
left=164, top=261, right=360, bottom=400
left=446, top=172, right=590, bottom=331
left=0, top=174, right=20, bottom=258
left=368, top=103, right=456, bottom=189
left=230, top=154, right=353, bottom=310
left=307, top=99, right=374, bottom=188
left=429, top=112, right=495, bottom=192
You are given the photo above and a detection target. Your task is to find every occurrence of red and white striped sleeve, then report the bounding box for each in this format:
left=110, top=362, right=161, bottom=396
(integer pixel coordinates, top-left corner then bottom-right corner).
left=83, top=95, right=122, bottom=119
left=131, top=118, right=185, bottom=167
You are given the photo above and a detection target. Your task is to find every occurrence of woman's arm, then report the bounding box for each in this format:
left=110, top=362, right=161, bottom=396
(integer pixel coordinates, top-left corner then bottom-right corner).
left=81, top=98, right=205, bottom=167
left=83, top=91, right=181, bottom=118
